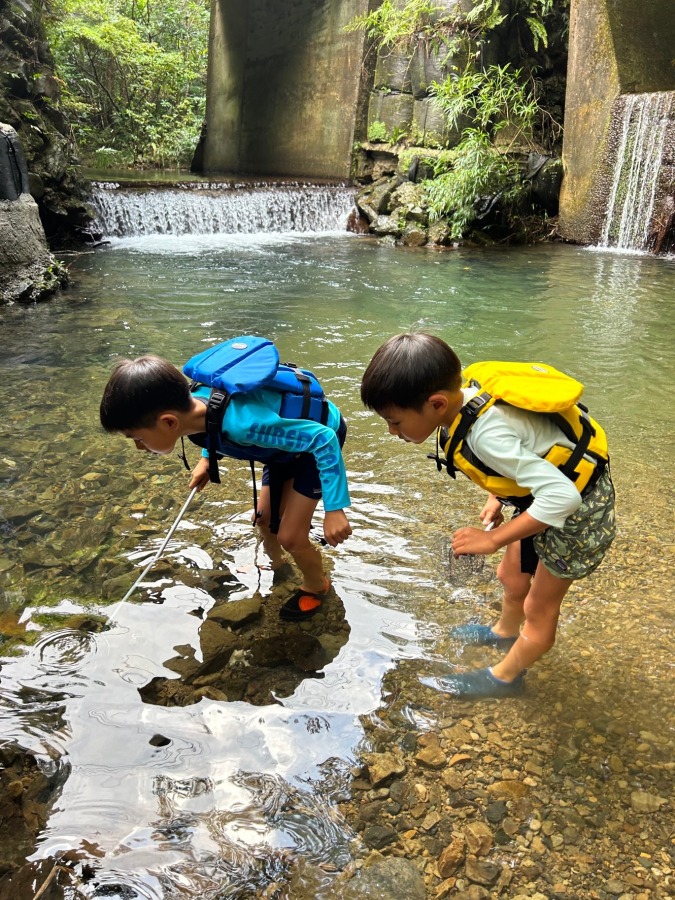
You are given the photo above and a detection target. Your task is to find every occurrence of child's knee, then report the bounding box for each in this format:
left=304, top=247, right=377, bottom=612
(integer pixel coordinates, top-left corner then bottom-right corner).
left=497, top=557, right=530, bottom=596
left=276, top=527, right=311, bottom=555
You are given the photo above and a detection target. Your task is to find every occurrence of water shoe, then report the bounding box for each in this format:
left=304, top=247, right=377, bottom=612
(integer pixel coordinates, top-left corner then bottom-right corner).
left=420, top=667, right=526, bottom=699
left=280, top=578, right=330, bottom=622
left=450, top=623, right=518, bottom=647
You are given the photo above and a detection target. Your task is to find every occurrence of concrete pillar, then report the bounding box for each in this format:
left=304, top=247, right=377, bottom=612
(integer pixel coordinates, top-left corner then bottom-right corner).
left=202, top=0, right=250, bottom=173
left=559, top=0, right=675, bottom=244
left=201, top=0, right=372, bottom=179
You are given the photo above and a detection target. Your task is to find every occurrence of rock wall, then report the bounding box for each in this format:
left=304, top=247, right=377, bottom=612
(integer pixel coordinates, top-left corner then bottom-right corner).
left=0, top=0, right=91, bottom=245
left=0, top=123, right=67, bottom=303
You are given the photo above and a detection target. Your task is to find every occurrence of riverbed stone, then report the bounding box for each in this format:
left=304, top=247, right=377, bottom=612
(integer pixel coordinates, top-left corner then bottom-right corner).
left=486, top=779, right=531, bottom=800
left=438, top=833, right=466, bottom=877
left=337, top=857, right=425, bottom=899
left=206, top=595, right=262, bottom=627
left=629, top=790, right=667, bottom=813
left=362, top=824, right=398, bottom=850
left=464, top=821, right=493, bottom=856
left=364, top=751, right=406, bottom=787
left=464, top=857, right=502, bottom=886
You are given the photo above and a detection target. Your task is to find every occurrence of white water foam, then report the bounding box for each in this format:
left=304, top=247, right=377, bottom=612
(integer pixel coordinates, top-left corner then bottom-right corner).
left=90, top=182, right=357, bottom=239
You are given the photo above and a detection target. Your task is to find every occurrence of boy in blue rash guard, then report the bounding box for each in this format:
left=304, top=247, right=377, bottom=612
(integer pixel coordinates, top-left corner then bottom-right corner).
left=100, top=355, right=352, bottom=620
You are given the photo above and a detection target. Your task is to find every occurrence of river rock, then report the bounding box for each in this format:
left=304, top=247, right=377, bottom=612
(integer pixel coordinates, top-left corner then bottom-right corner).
left=362, top=824, right=398, bottom=849
left=486, top=779, right=530, bottom=800
left=206, top=595, right=262, bottom=627
left=364, top=751, right=406, bottom=787
left=464, top=857, right=502, bottom=886
left=464, top=821, right=493, bottom=856
left=337, top=857, right=425, bottom=899
left=629, top=790, right=667, bottom=813
left=438, top=833, right=466, bottom=877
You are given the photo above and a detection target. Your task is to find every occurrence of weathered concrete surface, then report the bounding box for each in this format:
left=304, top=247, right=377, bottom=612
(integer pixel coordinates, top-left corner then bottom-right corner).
left=201, top=0, right=372, bottom=178
left=559, top=0, right=675, bottom=244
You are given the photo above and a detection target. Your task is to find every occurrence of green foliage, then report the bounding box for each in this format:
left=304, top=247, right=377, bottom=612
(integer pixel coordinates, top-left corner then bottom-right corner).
left=431, top=63, right=538, bottom=143
left=368, top=120, right=390, bottom=143
left=458, top=0, right=557, bottom=50
left=44, top=0, right=209, bottom=168
left=424, top=129, right=526, bottom=239
left=345, top=0, right=447, bottom=49
left=347, top=0, right=562, bottom=54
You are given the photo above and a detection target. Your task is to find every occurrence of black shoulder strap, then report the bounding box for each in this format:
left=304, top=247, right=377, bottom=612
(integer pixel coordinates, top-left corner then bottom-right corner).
left=444, top=391, right=492, bottom=476
left=204, top=388, right=231, bottom=484
left=549, top=406, right=595, bottom=482
left=285, top=363, right=329, bottom=424
left=289, top=366, right=313, bottom=419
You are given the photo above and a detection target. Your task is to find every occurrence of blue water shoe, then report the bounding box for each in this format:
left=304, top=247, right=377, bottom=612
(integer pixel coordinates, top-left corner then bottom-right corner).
left=420, top=667, right=526, bottom=699
left=450, top=623, right=518, bottom=647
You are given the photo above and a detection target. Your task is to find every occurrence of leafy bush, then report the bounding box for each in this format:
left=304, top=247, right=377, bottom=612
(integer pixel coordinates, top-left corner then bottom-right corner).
left=345, top=0, right=448, bottom=48
left=45, top=0, right=209, bottom=168
left=431, top=63, right=538, bottom=145
left=424, top=130, right=526, bottom=239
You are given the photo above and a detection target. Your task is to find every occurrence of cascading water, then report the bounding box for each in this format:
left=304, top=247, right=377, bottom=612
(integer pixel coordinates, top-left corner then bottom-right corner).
left=89, top=181, right=357, bottom=238
left=600, top=91, right=675, bottom=253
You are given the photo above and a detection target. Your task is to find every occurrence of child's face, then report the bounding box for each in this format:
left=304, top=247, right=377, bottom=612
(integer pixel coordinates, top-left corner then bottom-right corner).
left=379, top=403, right=440, bottom=444
left=122, top=418, right=177, bottom=456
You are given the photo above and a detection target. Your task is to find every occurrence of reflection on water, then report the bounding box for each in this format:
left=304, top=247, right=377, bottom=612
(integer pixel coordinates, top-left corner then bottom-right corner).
left=0, top=236, right=674, bottom=895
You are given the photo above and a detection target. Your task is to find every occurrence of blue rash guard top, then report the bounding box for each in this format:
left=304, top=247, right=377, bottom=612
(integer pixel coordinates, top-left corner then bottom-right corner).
left=192, top=385, right=351, bottom=513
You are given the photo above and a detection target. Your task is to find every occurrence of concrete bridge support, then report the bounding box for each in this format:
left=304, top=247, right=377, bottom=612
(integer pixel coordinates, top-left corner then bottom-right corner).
left=200, top=0, right=373, bottom=179
left=558, top=0, right=675, bottom=244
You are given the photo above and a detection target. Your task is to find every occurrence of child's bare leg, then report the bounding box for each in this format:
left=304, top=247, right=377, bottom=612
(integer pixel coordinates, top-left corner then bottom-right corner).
left=493, top=541, right=531, bottom=637
left=276, top=488, right=326, bottom=594
left=255, top=485, right=289, bottom=570
left=491, top=565, right=572, bottom=682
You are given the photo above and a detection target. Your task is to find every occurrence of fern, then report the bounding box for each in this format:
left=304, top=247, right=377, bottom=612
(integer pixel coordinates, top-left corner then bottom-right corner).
left=424, top=130, right=524, bottom=239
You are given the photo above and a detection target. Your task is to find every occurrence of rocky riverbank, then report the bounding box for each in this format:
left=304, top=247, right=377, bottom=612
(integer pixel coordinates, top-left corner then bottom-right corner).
left=330, top=475, right=673, bottom=899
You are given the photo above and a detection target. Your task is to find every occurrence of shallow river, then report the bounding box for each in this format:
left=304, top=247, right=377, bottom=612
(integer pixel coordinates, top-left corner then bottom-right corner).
left=0, top=207, right=673, bottom=898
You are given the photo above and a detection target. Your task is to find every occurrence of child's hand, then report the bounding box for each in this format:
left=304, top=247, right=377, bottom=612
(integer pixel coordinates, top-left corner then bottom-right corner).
left=479, top=495, right=504, bottom=529
left=323, top=510, right=352, bottom=547
left=189, top=457, right=211, bottom=491
left=452, top=525, right=500, bottom=557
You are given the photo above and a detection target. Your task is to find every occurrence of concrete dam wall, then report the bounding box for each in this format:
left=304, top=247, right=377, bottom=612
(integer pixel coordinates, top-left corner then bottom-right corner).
left=558, top=0, right=675, bottom=248
left=200, top=0, right=372, bottom=180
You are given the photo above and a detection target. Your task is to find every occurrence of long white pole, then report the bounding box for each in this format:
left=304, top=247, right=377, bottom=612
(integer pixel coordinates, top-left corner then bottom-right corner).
left=106, top=487, right=199, bottom=624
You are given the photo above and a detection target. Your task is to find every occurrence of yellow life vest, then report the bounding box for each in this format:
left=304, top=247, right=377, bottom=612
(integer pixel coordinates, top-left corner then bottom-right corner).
left=432, top=361, right=609, bottom=503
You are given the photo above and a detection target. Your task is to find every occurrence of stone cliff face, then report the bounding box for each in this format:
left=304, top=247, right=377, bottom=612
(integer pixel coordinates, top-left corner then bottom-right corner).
left=1, top=122, right=67, bottom=303
left=0, top=0, right=91, bottom=246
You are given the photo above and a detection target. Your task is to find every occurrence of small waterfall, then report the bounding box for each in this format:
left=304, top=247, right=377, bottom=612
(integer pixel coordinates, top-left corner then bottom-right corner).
left=600, top=92, right=675, bottom=252
left=89, top=181, right=357, bottom=238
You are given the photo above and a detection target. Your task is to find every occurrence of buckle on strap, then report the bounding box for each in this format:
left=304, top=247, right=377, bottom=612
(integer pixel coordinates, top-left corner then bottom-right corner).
left=465, top=392, right=490, bottom=416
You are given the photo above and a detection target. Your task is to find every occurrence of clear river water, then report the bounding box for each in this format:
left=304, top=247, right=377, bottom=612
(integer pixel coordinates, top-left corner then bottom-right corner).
left=0, top=196, right=673, bottom=898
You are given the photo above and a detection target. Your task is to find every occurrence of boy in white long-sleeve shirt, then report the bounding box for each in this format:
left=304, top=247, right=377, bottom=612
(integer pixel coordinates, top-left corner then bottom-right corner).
left=360, top=333, right=615, bottom=699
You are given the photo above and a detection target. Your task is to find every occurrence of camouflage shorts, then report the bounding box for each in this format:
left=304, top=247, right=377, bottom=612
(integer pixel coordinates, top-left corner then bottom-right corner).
left=533, top=469, right=616, bottom=580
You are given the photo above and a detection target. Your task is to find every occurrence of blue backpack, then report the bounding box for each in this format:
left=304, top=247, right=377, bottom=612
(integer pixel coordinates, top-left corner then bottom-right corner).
left=183, top=336, right=328, bottom=484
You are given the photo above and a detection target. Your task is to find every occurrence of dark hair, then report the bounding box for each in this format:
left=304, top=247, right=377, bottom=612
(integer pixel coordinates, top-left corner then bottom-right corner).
left=361, top=333, right=462, bottom=412
left=100, top=356, right=192, bottom=431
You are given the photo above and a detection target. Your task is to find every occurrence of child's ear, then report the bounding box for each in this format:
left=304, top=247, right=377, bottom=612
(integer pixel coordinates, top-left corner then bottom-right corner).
left=158, top=412, right=180, bottom=431
left=428, top=393, right=449, bottom=413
